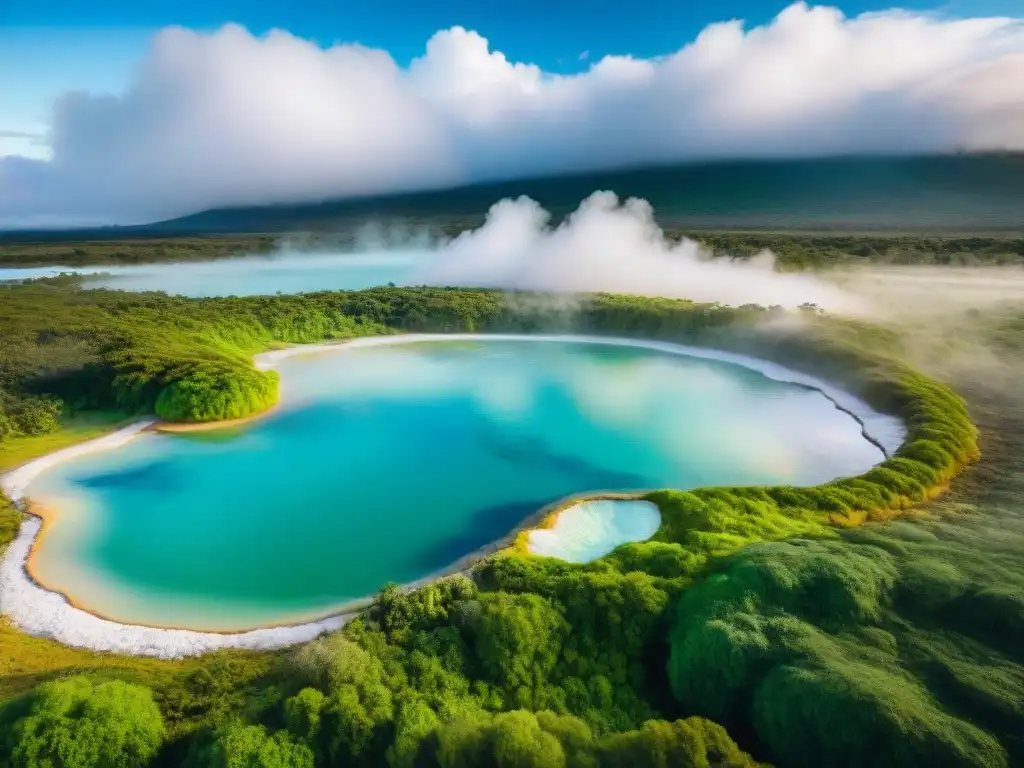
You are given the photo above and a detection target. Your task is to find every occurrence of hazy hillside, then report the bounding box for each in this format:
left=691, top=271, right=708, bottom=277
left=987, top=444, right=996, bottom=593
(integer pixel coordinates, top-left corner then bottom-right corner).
left=2, top=155, right=1023, bottom=241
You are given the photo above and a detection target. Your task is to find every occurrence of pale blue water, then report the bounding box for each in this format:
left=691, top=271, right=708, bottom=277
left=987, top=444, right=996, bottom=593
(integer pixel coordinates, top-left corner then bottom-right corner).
left=26, top=339, right=884, bottom=630
left=0, top=252, right=428, bottom=296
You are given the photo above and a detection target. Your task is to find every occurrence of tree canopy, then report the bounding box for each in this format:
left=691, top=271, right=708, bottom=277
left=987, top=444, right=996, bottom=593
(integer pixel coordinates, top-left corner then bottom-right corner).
left=0, top=677, right=165, bottom=768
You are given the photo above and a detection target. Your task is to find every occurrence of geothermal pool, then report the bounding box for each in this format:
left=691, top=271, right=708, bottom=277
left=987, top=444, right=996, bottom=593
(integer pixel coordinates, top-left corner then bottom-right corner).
left=17, top=337, right=894, bottom=631
left=0, top=253, right=425, bottom=296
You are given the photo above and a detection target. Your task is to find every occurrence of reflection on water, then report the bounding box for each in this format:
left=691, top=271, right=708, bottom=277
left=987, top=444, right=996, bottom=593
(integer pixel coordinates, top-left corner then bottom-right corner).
left=25, top=339, right=886, bottom=630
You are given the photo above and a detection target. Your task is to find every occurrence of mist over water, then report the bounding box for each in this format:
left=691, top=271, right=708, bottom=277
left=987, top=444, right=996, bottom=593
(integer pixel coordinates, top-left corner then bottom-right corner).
left=3, top=193, right=866, bottom=311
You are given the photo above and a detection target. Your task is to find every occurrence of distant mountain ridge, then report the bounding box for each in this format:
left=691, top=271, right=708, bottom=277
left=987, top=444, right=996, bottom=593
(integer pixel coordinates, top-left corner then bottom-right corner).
left=3, top=155, right=1023, bottom=241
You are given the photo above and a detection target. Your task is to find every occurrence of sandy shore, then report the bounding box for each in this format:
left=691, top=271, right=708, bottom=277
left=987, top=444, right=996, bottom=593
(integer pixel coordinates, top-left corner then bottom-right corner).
left=1, top=420, right=156, bottom=503
left=0, top=332, right=907, bottom=657
left=149, top=411, right=275, bottom=433
left=20, top=500, right=65, bottom=598
left=0, top=517, right=352, bottom=657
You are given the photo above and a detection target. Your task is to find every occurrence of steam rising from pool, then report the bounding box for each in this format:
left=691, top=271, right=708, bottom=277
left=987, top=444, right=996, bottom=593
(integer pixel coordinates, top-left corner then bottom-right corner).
left=416, top=193, right=863, bottom=312
left=3, top=193, right=863, bottom=312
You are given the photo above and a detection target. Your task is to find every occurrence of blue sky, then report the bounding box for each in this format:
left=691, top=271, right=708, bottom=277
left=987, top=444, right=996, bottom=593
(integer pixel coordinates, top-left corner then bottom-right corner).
left=1, top=0, right=1021, bottom=227
left=7, top=1, right=1009, bottom=68
left=2, top=0, right=1019, bottom=157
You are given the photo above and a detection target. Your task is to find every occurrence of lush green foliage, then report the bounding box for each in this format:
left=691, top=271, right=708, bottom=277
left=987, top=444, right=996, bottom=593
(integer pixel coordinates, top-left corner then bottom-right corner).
left=0, top=284, right=394, bottom=426
left=186, top=723, right=315, bottom=768
left=690, top=232, right=1024, bottom=269
left=0, top=237, right=281, bottom=267
left=0, top=494, right=19, bottom=551
left=663, top=305, right=1024, bottom=768
left=154, top=367, right=279, bottom=422
left=599, top=716, right=767, bottom=768
left=0, top=388, right=61, bottom=441
left=0, top=677, right=165, bottom=768
left=666, top=527, right=1023, bottom=768
left=179, top=584, right=761, bottom=768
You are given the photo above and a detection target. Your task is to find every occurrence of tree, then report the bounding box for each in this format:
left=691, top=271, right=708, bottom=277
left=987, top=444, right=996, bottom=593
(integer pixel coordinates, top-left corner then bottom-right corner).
left=598, top=717, right=763, bottom=768
left=190, top=723, right=314, bottom=768
left=283, top=688, right=326, bottom=743
left=437, top=711, right=570, bottom=768
left=386, top=699, right=441, bottom=768
left=1, top=677, right=164, bottom=768
left=467, top=593, right=568, bottom=709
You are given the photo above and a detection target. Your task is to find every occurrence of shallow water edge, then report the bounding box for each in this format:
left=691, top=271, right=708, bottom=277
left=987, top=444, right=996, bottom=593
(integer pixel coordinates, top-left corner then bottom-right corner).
left=0, top=333, right=906, bottom=657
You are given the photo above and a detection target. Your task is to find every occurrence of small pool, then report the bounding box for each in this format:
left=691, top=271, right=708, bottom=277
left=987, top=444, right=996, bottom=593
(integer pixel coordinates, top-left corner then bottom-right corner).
left=21, top=336, right=895, bottom=631
left=528, top=499, right=663, bottom=562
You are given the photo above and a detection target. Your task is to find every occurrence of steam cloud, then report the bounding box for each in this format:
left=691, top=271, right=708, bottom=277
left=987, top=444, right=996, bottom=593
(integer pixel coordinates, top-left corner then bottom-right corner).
left=417, top=192, right=863, bottom=311
left=48, top=192, right=864, bottom=311
left=2, top=2, right=1023, bottom=227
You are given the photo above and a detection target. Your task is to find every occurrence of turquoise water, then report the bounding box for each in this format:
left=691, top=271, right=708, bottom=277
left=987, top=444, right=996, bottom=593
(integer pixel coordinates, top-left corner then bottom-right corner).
left=0, top=252, right=426, bottom=297
left=26, top=339, right=884, bottom=630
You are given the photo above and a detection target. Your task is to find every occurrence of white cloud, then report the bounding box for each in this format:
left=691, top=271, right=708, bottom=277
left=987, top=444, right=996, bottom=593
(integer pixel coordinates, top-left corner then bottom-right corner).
left=1, top=2, right=1022, bottom=227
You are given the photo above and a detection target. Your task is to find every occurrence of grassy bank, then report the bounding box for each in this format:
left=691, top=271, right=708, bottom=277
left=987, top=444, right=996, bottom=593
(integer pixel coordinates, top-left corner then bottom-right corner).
left=0, top=412, right=134, bottom=472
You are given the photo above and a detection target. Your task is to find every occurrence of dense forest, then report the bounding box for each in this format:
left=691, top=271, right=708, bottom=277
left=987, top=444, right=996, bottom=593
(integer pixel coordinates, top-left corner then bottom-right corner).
left=0, top=280, right=1021, bottom=767
left=2, top=230, right=1023, bottom=270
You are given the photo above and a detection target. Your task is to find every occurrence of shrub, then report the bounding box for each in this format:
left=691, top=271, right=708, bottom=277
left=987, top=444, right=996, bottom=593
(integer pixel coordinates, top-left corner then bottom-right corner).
left=188, top=723, right=314, bottom=768
left=0, top=677, right=164, bottom=768
left=667, top=539, right=1012, bottom=768
left=598, top=716, right=764, bottom=768
left=154, top=366, right=279, bottom=423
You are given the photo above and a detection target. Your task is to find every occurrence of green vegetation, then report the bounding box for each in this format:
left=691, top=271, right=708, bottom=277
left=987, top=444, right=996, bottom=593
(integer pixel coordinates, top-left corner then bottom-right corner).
left=688, top=232, right=1024, bottom=269
left=664, top=365, right=1024, bottom=768
left=0, top=283, right=394, bottom=425
left=0, top=677, right=165, bottom=767
left=2, top=230, right=1022, bottom=270
left=154, top=367, right=279, bottom=422
left=187, top=723, right=315, bottom=768
left=667, top=539, right=1009, bottom=767
left=1, top=493, right=19, bottom=551
left=0, top=237, right=281, bottom=267
left=0, top=412, right=135, bottom=472
left=0, top=278, right=1019, bottom=767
